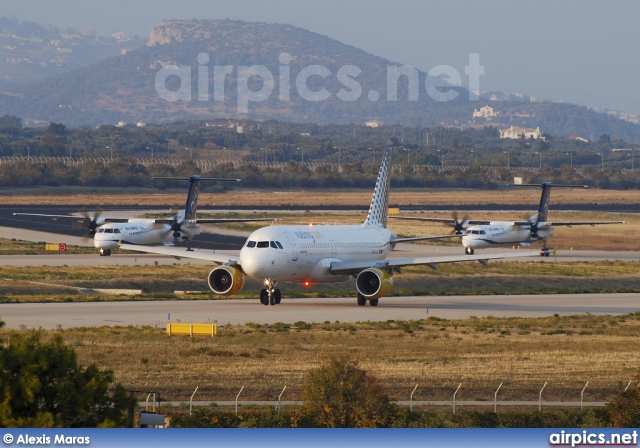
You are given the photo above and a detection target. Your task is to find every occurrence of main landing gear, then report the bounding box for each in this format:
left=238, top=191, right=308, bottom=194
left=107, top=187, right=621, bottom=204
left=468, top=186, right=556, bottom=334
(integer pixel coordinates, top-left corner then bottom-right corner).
left=357, top=293, right=378, bottom=306
left=540, top=247, right=552, bottom=257
left=260, top=279, right=282, bottom=306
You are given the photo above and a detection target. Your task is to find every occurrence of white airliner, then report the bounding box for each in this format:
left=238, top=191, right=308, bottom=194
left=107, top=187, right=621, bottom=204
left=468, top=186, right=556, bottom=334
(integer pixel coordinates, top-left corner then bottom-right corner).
left=121, top=148, right=539, bottom=306
left=13, top=176, right=277, bottom=256
left=392, top=183, right=627, bottom=256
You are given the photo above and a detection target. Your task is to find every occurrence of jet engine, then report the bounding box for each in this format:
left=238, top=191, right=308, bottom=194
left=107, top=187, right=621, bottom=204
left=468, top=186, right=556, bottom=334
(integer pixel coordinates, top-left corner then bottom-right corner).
left=355, top=268, right=393, bottom=300
left=208, top=266, right=245, bottom=296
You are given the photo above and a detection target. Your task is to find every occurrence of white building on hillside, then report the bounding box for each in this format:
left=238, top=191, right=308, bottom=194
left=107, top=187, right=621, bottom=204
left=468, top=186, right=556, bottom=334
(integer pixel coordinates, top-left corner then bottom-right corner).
left=500, top=125, right=544, bottom=140
left=472, top=105, right=499, bottom=119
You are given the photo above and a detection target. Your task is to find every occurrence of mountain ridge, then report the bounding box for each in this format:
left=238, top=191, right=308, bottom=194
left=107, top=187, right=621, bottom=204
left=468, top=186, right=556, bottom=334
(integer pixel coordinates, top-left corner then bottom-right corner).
left=1, top=18, right=639, bottom=142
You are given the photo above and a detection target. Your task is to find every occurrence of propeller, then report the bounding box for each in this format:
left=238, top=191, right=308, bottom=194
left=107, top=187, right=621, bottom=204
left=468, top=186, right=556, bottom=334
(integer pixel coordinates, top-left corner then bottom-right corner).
left=72, top=207, right=103, bottom=240
left=451, top=211, right=470, bottom=235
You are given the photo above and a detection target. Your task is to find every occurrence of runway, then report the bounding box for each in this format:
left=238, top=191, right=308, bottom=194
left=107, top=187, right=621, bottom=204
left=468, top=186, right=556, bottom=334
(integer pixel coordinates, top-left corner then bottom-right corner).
left=2, top=293, right=639, bottom=330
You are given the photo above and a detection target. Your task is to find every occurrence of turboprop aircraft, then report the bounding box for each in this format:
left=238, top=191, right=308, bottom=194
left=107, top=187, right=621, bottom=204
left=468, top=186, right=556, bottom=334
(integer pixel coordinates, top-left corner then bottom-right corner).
left=391, top=183, right=627, bottom=256
left=13, top=176, right=278, bottom=256
left=121, top=148, right=539, bottom=307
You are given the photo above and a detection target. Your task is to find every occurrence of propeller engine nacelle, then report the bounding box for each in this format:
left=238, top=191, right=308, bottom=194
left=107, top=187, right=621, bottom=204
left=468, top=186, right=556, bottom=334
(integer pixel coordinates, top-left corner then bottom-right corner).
left=355, top=268, right=393, bottom=300
left=207, top=266, right=245, bottom=296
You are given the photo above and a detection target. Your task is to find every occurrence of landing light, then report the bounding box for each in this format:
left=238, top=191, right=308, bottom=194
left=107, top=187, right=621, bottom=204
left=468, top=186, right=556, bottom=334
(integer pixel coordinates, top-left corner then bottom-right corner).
left=303, top=280, right=311, bottom=288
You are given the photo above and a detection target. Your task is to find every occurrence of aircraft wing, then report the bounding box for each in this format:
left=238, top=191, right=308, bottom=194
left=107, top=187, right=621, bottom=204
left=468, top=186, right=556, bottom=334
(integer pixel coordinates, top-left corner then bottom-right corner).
left=119, top=244, right=240, bottom=264
left=390, top=216, right=491, bottom=225
left=390, top=234, right=462, bottom=244
left=152, top=218, right=281, bottom=224
left=12, top=212, right=129, bottom=223
left=329, top=250, right=541, bottom=276
left=541, top=220, right=628, bottom=227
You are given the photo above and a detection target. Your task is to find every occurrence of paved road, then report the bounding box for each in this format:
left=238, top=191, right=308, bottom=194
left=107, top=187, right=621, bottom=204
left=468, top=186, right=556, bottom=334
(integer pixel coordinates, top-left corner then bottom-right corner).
left=2, top=293, right=639, bottom=330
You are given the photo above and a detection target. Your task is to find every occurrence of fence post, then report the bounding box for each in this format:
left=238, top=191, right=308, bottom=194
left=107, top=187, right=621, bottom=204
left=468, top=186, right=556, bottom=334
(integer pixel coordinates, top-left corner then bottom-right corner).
left=410, top=383, right=419, bottom=412
left=539, top=381, right=547, bottom=412
left=494, top=382, right=503, bottom=413
left=235, top=386, right=244, bottom=414
left=276, top=385, right=287, bottom=411
left=581, top=381, right=589, bottom=411
left=453, top=383, right=462, bottom=414
left=189, top=386, right=199, bottom=415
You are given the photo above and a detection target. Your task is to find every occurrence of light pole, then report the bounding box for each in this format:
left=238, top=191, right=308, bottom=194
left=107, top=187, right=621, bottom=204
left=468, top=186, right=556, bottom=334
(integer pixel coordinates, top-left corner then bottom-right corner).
left=597, top=153, right=603, bottom=170
left=629, top=152, right=634, bottom=170
left=504, top=151, right=510, bottom=170
left=566, top=152, right=572, bottom=167
left=185, top=147, right=192, bottom=160
left=298, top=147, right=304, bottom=164
left=437, top=149, right=444, bottom=168
left=535, top=152, right=541, bottom=169
left=225, top=147, right=229, bottom=163
left=471, top=150, right=477, bottom=164
left=333, top=146, right=340, bottom=165
left=106, top=146, right=112, bottom=160
left=369, top=147, right=375, bottom=164
left=147, top=146, right=153, bottom=162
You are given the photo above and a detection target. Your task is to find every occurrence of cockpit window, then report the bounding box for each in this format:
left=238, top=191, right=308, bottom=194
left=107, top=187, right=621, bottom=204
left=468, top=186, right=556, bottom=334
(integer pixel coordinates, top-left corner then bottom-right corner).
left=257, top=241, right=269, bottom=248
left=114, top=229, right=121, bottom=234
left=275, top=241, right=283, bottom=249
left=465, top=230, right=471, bottom=235
left=246, top=241, right=256, bottom=248
left=479, top=230, right=486, bottom=235
left=105, top=228, right=114, bottom=233
left=98, top=228, right=105, bottom=233
left=270, top=241, right=278, bottom=249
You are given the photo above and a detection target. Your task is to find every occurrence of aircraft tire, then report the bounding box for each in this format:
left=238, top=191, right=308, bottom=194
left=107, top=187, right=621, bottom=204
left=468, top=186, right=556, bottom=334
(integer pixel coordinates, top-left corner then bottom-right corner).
left=274, top=289, right=282, bottom=304
left=260, top=289, right=269, bottom=305
left=357, top=294, right=366, bottom=306
left=369, top=298, right=379, bottom=307
left=465, top=247, right=474, bottom=255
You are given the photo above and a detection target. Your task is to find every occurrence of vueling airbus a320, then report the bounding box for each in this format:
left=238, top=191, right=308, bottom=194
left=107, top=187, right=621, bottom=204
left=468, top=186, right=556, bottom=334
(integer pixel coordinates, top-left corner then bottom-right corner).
left=122, top=148, right=539, bottom=306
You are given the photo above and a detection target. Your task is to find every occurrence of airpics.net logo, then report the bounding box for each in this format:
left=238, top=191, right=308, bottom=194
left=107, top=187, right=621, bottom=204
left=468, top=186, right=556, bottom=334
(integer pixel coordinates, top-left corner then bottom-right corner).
left=549, top=430, right=638, bottom=447
left=155, top=52, right=484, bottom=113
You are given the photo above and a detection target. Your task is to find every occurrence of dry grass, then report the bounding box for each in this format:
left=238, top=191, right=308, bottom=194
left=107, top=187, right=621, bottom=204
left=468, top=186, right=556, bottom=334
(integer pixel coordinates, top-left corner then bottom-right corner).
left=7, top=314, right=638, bottom=404
left=0, top=188, right=638, bottom=206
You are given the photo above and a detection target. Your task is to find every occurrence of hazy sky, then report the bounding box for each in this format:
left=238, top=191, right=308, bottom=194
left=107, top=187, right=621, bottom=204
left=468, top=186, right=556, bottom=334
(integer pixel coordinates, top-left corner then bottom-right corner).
left=4, top=0, right=640, bottom=115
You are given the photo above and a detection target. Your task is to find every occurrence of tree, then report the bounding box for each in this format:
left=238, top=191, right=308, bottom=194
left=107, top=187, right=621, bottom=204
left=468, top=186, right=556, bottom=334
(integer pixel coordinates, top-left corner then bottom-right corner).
left=0, top=330, right=136, bottom=427
left=608, top=373, right=640, bottom=427
left=299, top=357, right=396, bottom=427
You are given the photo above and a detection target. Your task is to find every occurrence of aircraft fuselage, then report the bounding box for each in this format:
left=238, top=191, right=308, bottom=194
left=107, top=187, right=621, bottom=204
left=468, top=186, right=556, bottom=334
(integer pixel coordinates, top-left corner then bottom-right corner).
left=239, top=224, right=396, bottom=284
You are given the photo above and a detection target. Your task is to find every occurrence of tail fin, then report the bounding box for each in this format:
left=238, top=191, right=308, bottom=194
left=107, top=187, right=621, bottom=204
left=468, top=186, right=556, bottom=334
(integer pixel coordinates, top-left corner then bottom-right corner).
left=152, top=176, right=241, bottom=220
left=511, top=182, right=587, bottom=225
left=363, top=147, right=392, bottom=228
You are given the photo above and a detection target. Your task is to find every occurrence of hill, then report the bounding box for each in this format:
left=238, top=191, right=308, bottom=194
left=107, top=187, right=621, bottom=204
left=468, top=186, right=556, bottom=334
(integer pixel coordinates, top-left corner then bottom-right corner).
left=0, top=16, right=145, bottom=91
left=1, top=18, right=640, bottom=141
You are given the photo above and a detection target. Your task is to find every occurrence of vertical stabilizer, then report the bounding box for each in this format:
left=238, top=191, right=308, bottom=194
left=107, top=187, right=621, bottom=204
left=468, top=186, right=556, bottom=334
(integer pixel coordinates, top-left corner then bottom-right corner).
left=534, top=182, right=552, bottom=224
left=363, top=147, right=392, bottom=228
left=183, top=176, right=201, bottom=220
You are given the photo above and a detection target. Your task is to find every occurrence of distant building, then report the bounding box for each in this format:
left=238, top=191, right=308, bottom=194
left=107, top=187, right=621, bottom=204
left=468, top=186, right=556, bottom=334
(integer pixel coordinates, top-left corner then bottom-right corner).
left=136, top=122, right=146, bottom=127
left=472, top=105, right=499, bottom=119
left=365, top=119, right=383, bottom=128
left=116, top=121, right=126, bottom=127
left=500, top=126, right=544, bottom=140
left=568, top=135, right=589, bottom=143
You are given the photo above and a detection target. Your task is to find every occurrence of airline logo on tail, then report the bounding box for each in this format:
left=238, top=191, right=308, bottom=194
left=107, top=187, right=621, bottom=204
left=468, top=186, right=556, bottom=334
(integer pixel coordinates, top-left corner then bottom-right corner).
left=363, top=147, right=392, bottom=228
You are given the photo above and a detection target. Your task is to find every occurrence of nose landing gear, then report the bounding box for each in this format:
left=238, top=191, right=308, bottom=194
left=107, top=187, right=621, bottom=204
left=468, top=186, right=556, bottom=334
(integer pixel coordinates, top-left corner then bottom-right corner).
left=465, top=246, right=474, bottom=255
left=260, top=279, right=281, bottom=305
left=99, top=248, right=111, bottom=256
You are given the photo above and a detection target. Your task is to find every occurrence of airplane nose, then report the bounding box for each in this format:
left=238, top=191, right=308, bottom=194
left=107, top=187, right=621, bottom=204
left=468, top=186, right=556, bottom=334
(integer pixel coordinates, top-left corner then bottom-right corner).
left=94, top=238, right=118, bottom=249
left=239, top=250, right=260, bottom=277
